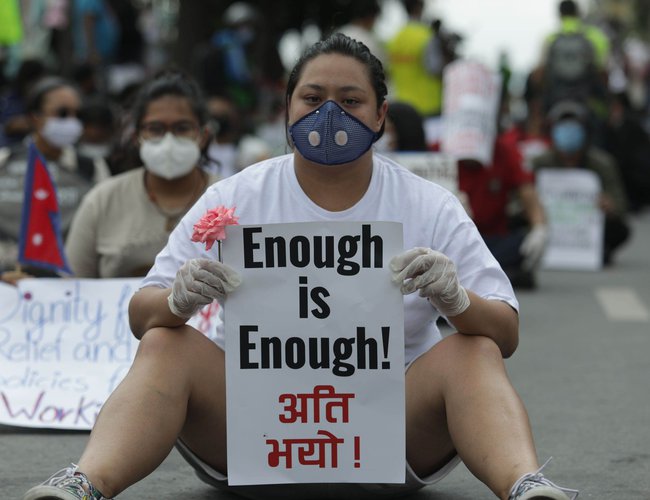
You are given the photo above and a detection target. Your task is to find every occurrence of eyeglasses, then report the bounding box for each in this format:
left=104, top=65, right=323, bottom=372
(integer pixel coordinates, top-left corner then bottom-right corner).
left=139, top=121, right=200, bottom=141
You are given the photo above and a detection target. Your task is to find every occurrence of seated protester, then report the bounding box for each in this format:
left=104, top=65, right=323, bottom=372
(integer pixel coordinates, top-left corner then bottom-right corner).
left=441, top=61, right=549, bottom=289
left=457, top=132, right=549, bottom=289
left=64, top=71, right=218, bottom=278
left=600, top=92, right=650, bottom=212
left=531, top=99, right=631, bottom=265
left=0, top=76, right=110, bottom=282
left=23, top=33, right=579, bottom=500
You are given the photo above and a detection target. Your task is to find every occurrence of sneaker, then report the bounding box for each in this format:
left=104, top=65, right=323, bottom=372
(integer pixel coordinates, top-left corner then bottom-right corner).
left=23, top=464, right=112, bottom=500
left=508, top=458, right=579, bottom=500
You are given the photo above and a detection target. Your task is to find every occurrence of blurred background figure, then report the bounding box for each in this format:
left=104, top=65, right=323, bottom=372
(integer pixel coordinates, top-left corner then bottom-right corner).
left=64, top=70, right=218, bottom=278
left=336, top=0, right=387, bottom=67
left=443, top=60, right=549, bottom=289
left=0, top=76, right=110, bottom=280
left=77, top=98, right=117, bottom=175
left=526, top=0, right=611, bottom=144
left=203, top=93, right=271, bottom=178
left=531, top=99, right=631, bottom=265
left=71, top=0, right=120, bottom=68
left=0, top=58, right=47, bottom=147
left=190, top=1, right=284, bottom=130
left=457, top=134, right=549, bottom=289
left=386, top=0, right=443, bottom=118
left=600, top=92, right=650, bottom=213
left=204, top=93, right=244, bottom=178
left=376, top=100, right=428, bottom=152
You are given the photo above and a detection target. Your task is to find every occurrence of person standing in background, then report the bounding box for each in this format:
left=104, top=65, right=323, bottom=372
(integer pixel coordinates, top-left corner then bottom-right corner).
left=530, top=0, right=610, bottom=127
left=386, top=0, right=443, bottom=117
left=71, top=0, right=120, bottom=67
left=337, top=0, right=387, bottom=68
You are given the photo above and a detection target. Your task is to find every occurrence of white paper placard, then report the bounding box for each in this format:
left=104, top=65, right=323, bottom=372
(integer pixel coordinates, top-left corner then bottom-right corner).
left=0, top=278, right=219, bottom=430
left=222, top=221, right=405, bottom=485
left=386, top=152, right=458, bottom=194
left=441, top=60, right=502, bottom=165
left=537, top=168, right=604, bottom=270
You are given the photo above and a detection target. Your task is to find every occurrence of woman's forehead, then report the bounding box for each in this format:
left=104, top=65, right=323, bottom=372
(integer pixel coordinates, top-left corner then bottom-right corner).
left=145, top=95, right=195, bottom=117
left=42, top=86, right=80, bottom=107
left=298, top=53, right=370, bottom=90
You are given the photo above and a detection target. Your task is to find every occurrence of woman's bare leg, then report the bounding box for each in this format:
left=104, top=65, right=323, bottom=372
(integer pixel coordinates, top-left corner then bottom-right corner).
left=76, top=325, right=227, bottom=498
left=406, top=333, right=538, bottom=500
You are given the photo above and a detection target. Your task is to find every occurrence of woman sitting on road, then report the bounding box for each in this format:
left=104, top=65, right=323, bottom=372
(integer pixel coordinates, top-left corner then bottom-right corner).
left=64, top=70, right=219, bottom=278
left=24, top=34, right=578, bottom=500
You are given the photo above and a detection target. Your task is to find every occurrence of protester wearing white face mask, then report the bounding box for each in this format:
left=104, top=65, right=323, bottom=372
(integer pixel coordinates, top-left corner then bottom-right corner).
left=64, top=71, right=218, bottom=278
left=0, top=76, right=110, bottom=283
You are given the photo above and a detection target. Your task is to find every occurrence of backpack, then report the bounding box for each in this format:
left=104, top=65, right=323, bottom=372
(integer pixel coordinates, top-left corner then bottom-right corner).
left=543, top=31, right=597, bottom=109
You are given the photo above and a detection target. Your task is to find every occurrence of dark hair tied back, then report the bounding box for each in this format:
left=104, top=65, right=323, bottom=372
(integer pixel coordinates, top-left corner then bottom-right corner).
left=131, top=69, right=209, bottom=129
left=286, top=33, right=387, bottom=110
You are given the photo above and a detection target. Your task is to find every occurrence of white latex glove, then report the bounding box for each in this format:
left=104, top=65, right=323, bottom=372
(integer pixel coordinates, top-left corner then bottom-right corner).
left=168, top=258, right=242, bottom=319
left=390, top=247, right=470, bottom=317
left=520, top=225, right=549, bottom=271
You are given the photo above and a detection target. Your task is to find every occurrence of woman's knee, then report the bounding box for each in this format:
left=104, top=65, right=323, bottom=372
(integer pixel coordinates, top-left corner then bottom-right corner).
left=427, top=334, right=504, bottom=373
left=456, top=334, right=503, bottom=360
left=136, top=325, right=209, bottom=361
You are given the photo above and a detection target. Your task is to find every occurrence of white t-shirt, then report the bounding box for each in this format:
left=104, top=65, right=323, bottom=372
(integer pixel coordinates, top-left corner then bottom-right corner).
left=142, top=153, right=518, bottom=364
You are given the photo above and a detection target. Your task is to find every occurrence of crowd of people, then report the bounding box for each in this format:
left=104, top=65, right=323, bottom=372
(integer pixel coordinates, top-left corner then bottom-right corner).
left=1, top=1, right=649, bottom=498
left=2, top=0, right=647, bottom=287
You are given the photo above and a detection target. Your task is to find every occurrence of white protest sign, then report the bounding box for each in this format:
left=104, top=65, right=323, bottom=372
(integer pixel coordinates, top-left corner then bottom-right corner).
left=441, top=60, right=501, bottom=165
left=537, top=168, right=604, bottom=270
left=222, top=221, right=405, bottom=485
left=0, top=278, right=219, bottom=430
left=0, top=278, right=139, bottom=429
left=386, top=151, right=458, bottom=194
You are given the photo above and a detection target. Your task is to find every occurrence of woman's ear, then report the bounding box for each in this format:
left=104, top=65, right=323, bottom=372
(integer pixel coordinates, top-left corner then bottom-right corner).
left=376, top=100, right=388, bottom=132
left=199, top=125, right=212, bottom=149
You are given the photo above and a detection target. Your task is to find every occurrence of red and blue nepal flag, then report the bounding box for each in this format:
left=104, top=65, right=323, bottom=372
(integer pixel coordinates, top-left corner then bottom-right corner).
left=18, top=142, right=72, bottom=274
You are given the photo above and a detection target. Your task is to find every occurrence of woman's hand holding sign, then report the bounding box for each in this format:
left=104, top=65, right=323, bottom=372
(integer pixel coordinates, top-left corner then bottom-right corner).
left=167, top=259, right=241, bottom=319
left=168, top=205, right=241, bottom=319
left=390, top=247, right=470, bottom=318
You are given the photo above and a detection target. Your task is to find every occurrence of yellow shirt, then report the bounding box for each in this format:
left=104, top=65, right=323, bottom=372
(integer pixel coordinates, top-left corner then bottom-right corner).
left=387, top=22, right=442, bottom=116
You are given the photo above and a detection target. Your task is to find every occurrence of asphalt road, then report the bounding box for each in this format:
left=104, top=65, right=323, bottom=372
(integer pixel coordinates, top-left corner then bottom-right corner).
left=3, top=211, right=650, bottom=500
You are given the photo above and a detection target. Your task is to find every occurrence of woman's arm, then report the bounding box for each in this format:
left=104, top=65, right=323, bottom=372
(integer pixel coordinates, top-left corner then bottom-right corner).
left=129, top=259, right=242, bottom=339
left=444, top=291, right=519, bottom=358
left=128, top=286, right=186, bottom=339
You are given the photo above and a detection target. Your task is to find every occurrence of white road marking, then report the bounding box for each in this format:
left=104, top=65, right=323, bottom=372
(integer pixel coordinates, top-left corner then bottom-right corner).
left=595, top=287, right=650, bottom=322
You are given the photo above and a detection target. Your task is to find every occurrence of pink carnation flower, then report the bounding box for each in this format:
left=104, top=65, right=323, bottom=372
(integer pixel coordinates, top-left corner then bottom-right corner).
left=191, top=205, right=239, bottom=250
